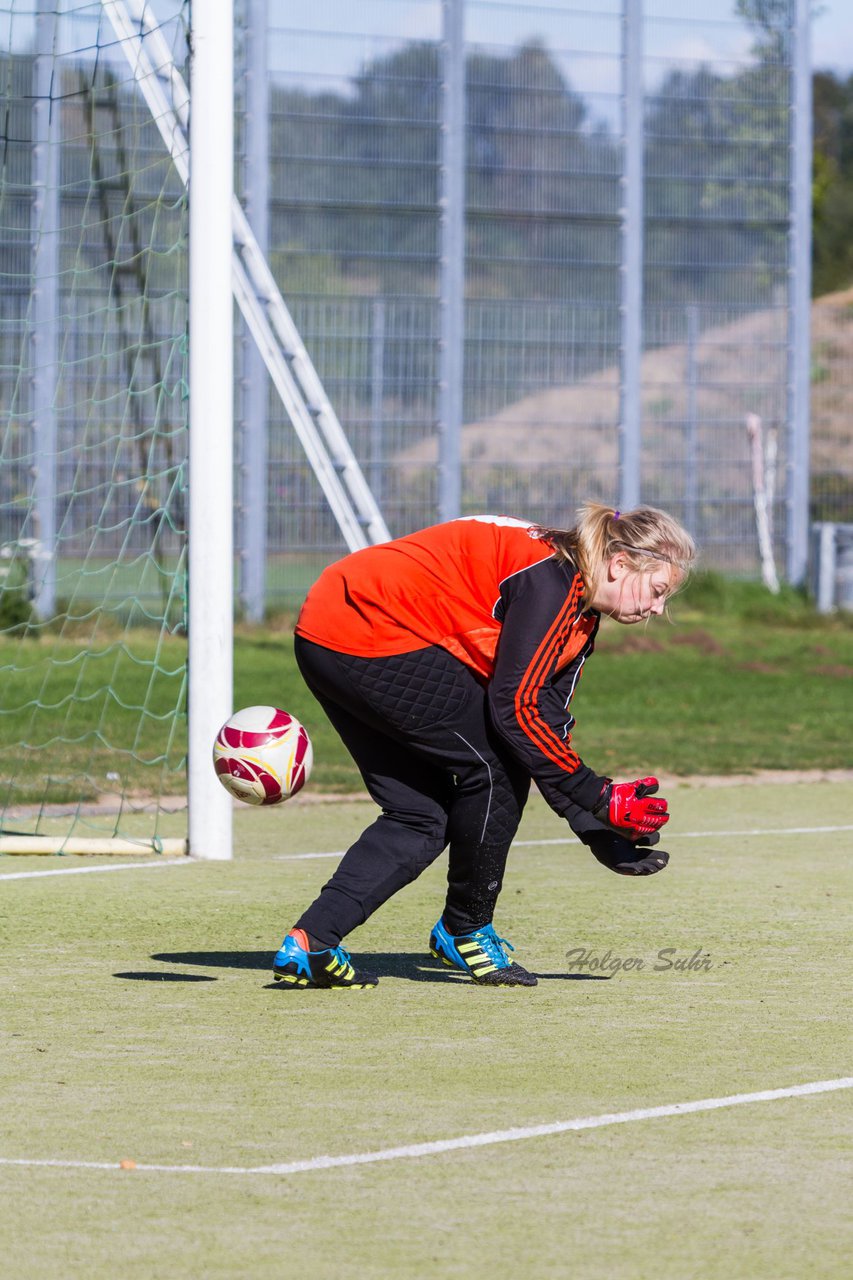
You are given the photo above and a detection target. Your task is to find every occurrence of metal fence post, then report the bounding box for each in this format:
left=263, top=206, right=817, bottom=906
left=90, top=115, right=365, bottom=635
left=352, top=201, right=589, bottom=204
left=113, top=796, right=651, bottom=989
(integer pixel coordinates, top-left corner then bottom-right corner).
left=685, top=304, right=699, bottom=536
left=238, top=0, right=269, bottom=621
left=31, top=0, right=59, bottom=618
left=371, top=298, right=386, bottom=506
left=438, top=0, right=465, bottom=522
left=786, top=0, right=812, bottom=585
left=619, top=0, right=643, bottom=514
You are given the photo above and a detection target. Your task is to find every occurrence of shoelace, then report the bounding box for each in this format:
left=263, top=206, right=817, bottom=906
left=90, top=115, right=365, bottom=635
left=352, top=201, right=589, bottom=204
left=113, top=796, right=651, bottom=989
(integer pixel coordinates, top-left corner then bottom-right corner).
left=471, top=926, right=514, bottom=967
left=330, top=945, right=353, bottom=966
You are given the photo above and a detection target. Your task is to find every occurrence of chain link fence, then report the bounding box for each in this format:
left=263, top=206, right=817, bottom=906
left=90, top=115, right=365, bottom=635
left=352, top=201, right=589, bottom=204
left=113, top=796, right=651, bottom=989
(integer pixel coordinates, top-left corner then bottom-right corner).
left=2, top=2, right=849, bottom=617
left=234, top=0, right=837, bottom=609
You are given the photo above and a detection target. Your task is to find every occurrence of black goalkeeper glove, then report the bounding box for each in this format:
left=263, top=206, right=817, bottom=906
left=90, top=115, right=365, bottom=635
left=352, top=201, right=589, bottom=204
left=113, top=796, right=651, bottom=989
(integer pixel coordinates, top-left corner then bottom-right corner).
left=579, top=829, right=670, bottom=877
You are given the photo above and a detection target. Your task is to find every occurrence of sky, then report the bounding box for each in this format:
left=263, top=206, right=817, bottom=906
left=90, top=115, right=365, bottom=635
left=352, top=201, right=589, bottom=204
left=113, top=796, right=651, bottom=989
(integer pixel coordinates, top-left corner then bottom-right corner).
left=661, top=2, right=853, bottom=77
left=793, top=4, right=852, bottom=74
left=3, top=2, right=851, bottom=86
left=259, top=1, right=853, bottom=101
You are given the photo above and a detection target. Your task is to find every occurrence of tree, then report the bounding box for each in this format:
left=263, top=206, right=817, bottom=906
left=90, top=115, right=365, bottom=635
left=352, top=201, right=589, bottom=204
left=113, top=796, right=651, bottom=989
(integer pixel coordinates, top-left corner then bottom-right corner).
left=643, top=60, right=789, bottom=308
left=269, top=39, right=618, bottom=301
left=811, top=70, right=853, bottom=295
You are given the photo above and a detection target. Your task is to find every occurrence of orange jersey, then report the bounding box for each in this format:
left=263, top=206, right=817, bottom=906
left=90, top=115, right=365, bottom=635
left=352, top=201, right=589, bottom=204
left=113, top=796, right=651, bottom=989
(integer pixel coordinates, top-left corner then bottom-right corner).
left=296, top=516, right=589, bottom=680
left=296, top=517, right=606, bottom=813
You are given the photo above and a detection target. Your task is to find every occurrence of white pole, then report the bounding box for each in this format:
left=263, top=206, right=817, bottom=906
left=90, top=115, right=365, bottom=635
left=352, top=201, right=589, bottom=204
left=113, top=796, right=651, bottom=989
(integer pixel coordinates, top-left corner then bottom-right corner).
left=438, top=0, right=465, bottom=522
left=31, top=0, right=60, bottom=618
left=238, top=0, right=269, bottom=622
left=746, top=414, right=780, bottom=594
left=786, top=0, right=812, bottom=585
left=619, top=0, right=643, bottom=513
left=188, top=4, right=234, bottom=860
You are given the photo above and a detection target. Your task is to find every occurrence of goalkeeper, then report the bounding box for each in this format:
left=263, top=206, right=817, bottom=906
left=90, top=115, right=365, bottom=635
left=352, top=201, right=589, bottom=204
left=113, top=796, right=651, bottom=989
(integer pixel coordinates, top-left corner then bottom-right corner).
left=273, top=503, right=695, bottom=990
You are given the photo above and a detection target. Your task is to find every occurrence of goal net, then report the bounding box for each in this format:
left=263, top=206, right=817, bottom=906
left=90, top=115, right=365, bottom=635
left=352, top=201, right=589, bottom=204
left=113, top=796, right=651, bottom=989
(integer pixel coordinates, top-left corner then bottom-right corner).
left=0, top=1, right=190, bottom=855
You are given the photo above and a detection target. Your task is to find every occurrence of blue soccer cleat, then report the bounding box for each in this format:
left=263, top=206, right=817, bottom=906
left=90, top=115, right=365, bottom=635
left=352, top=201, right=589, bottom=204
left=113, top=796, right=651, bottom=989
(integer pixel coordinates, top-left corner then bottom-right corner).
left=273, top=928, right=378, bottom=989
left=429, top=918, right=537, bottom=986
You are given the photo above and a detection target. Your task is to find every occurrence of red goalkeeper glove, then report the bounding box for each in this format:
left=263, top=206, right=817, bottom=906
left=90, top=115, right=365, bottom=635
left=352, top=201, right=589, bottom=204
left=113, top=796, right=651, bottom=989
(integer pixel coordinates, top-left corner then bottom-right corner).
left=594, top=776, right=670, bottom=838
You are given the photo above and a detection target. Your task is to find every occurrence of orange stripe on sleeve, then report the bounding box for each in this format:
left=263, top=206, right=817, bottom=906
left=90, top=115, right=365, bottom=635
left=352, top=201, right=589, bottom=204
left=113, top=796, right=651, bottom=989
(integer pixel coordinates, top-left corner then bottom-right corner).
left=513, top=578, right=586, bottom=772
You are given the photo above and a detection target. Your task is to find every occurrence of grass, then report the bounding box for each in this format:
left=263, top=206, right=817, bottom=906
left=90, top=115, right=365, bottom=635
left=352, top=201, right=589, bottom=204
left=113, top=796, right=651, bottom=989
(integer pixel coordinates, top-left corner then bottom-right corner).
left=13, top=552, right=332, bottom=616
left=2, top=779, right=851, bottom=1277
left=0, top=633, right=188, bottom=805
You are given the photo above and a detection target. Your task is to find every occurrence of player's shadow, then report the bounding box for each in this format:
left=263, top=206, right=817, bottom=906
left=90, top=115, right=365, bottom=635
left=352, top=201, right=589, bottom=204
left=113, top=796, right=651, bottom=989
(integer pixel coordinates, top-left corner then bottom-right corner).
left=152, top=950, right=272, bottom=971
left=337, top=952, right=463, bottom=984
left=114, top=971, right=217, bottom=982
left=146, top=950, right=613, bottom=985
left=151, top=950, right=479, bottom=984
left=534, top=971, right=613, bottom=981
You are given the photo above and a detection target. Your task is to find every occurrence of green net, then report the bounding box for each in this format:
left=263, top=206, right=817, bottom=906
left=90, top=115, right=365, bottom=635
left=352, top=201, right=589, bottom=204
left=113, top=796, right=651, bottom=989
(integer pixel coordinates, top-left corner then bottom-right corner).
left=0, top=2, right=190, bottom=854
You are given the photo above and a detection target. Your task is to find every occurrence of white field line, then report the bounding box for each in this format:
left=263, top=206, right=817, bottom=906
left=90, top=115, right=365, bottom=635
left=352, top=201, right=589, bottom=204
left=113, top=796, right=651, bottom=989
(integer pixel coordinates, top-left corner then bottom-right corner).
left=0, top=859, right=198, bottom=882
left=274, top=823, right=853, bottom=861
left=642, top=824, right=853, bottom=839
left=4, top=823, right=849, bottom=875
left=1, top=1077, right=851, bottom=1178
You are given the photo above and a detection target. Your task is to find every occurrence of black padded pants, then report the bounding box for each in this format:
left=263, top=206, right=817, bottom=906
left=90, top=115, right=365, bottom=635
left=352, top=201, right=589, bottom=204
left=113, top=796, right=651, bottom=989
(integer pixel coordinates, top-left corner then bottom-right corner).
left=293, top=636, right=531, bottom=947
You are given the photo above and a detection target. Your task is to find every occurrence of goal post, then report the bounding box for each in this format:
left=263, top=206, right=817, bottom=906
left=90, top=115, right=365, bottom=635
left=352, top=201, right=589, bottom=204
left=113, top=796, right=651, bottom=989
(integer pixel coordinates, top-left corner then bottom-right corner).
left=186, top=2, right=234, bottom=861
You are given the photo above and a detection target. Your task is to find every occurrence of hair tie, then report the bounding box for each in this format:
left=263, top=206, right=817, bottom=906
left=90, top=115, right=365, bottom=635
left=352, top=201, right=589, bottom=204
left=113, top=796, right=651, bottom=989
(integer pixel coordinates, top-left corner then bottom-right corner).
left=613, top=510, right=621, bottom=520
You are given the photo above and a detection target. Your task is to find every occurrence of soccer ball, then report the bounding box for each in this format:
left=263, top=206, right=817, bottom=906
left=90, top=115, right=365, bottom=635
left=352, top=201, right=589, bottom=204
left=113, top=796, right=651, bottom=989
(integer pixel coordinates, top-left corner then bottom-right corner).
left=212, top=706, right=313, bottom=805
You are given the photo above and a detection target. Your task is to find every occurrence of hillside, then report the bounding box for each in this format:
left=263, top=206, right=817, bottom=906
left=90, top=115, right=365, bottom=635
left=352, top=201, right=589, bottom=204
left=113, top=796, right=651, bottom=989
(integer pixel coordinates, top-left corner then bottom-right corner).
left=399, top=289, right=853, bottom=490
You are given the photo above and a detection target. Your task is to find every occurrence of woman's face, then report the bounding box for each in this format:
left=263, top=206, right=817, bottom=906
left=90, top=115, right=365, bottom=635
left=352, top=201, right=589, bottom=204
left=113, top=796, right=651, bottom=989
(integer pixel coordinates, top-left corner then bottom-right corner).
left=589, top=554, right=680, bottom=623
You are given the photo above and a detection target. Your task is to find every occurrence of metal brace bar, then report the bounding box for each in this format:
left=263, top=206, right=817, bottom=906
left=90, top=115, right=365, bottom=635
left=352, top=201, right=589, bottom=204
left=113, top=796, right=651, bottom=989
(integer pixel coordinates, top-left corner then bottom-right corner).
left=101, top=0, right=391, bottom=550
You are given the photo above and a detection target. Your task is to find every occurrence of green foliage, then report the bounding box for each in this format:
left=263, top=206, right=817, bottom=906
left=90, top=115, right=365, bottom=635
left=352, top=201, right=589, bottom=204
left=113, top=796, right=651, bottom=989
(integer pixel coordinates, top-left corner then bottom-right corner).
left=680, top=568, right=853, bottom=627
left=678, top=569, right=814, bottom=621
left=810, top=470, right=853, bottom=522
left=268, top=246, right=352, bottom=298
left=643, top=58, right=789, bottom=309
left=735, top=0, right=792, bottom=63
left=0, top=551, right=32, bottom=631
left=270, top=34, right=793, bottom=310
left=812, top=70, right=853, bottom=295
left=266, top=23, right=853, bottom=310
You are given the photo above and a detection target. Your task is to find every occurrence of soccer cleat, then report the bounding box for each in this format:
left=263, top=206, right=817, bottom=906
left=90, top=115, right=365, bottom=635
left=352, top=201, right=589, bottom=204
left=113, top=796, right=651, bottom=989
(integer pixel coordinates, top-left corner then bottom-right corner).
left=273, top=928, right=378, bottom=989
left=428, top=918, right=537, bottom=987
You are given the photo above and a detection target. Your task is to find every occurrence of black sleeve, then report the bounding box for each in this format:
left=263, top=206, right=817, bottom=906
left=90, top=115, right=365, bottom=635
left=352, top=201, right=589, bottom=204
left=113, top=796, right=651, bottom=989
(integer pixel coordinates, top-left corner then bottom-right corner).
left=486, top=555, right=608, bottom=818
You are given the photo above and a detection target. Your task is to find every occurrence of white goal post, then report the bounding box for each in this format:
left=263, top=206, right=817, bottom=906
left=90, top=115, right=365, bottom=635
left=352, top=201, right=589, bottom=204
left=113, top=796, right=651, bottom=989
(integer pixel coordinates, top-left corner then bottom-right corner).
left=186, top=3, right=234, bottom=860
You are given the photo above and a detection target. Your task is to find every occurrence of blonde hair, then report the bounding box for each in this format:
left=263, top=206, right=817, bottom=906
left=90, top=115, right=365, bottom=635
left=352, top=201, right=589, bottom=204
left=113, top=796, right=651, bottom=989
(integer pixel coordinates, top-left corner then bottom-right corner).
left=534, top=502, right=696, bottom=598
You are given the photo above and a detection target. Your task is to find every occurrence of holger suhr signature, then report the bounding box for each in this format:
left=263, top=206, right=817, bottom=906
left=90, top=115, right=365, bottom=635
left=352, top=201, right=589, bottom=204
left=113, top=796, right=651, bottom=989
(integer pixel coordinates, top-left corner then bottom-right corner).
left=565, top=946, right=715, bottom=973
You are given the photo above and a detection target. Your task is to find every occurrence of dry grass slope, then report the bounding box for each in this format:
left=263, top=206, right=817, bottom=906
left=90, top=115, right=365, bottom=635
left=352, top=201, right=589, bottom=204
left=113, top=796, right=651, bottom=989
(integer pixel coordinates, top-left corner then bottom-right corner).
left=398, top=289, right=853, bottom=491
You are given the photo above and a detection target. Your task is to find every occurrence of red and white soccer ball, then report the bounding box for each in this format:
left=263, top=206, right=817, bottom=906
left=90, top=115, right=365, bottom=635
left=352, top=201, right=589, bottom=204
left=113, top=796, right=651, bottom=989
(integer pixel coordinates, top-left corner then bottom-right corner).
left=212, top=706, right=313, bottom=806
